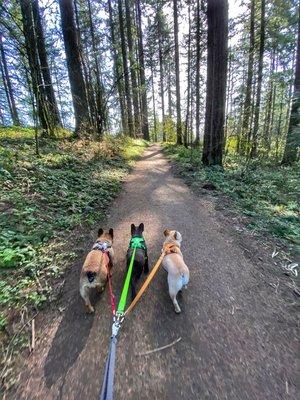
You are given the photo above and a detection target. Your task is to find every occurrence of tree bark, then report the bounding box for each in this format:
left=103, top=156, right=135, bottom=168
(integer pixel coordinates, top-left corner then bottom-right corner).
left=32, top=0, right=61, bottom=127
left=0, top=34, right=20, bottom=125
left=58, top=0, right=91, bottom=135
left=108, top=0, right=127, bottom=134
left=184, top=0, right=191, bottom=147
left=124, top=0, right=140, bottom=136
left=157, top=6, right=165, bottom=141
left=250, top=0, right=265, bottom=158
left=87, top=0, right=106, bottom=138
left=173, top=0, right=182, bottom=145
left=117, top=0, right=134, bottom=136
left=262, top=48, right=275, bottom=151
left=282, top=4, right=300, bottom=164
left=202, top=0, right=228, bottom=166
left=136, top=0, right=150, bottom=140
left=195, top=0, right=201, bottom=145
left=240, top=0, right=255, bottom=154
left=20, top=0, right=50, bottom=132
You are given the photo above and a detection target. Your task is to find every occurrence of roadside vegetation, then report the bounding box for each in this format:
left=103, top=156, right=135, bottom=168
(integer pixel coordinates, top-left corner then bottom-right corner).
left=163, top=143, right=300, bottom=256
left=0, top=127, right=146, bottom=387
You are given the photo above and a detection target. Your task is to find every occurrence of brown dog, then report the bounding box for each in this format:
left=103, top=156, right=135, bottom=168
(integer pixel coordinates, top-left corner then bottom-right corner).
left=79, top=228, right=114, bottom=313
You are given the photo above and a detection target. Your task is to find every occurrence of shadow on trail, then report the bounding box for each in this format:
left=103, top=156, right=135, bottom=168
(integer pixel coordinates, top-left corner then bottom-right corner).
left=139, top=149, right=161, bottom=160
left=44, top=288, right=99, bottom=389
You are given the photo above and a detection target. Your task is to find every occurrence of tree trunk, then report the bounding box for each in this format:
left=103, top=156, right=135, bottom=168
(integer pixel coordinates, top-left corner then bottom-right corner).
left=195, top=0, right=201, bottom=145
left=124, top=0, right=140, bottom=137
left=87, top=0, right=106, bottom=138
left=250, top=0, right=265, bottom=158
left=32, top=0, right=61, bottom=128
left=262, top=48, right=275, bottom=151
left=118, top=0, right=134, bottom=136
left=58, top=0, right=91, bottom=135
left=73, top=0, right=94, bottom=126
left=150, top=56, right=157, bottom=141
left=136, top=0, right=150, bottom=140
left=157, top=6, right=165, bottom=141
left=202, top=0, right=228, bottom=166
left=240, top=0, right=255, bottom=154
left=108, top=0, right=127, bottom=134
left=173, top=0, right=182, bottom=145
left=184, top=0, right=192, bottom=147
left=0, top=34, right=20, bottom=125
left=20, top=0, right=50, bottom=132
left=282, top=4, right=300, bottom=164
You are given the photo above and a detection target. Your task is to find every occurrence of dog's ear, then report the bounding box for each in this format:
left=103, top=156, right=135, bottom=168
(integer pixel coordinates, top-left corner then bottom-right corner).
left=174, top=231, right=182, bottom=241
left=98, top=228, right=104, bottom=237
left=109, top=228, right=114, bottom=239
left=164, top=228, right=171, bottom=237
left=138, top=223, right=144, bottom=232
left=131, top=223, right=136, bottom=235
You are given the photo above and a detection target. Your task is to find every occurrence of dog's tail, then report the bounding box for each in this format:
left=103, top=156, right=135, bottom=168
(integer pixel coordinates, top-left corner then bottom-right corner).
left=86, top=271, right=96, bottom=283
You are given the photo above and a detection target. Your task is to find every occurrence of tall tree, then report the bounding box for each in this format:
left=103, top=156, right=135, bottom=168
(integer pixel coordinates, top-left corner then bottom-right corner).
left=173, top=0, right=182, bottom=145
left=20, top=0, right=51, bottom=133
left=282, top=4, right=300, bottom=164
left=31, top=0, right=61, bottom=127
left=136, top=0, right=150, bottom=140
left=250, top=0, right=266, bottom=157
left=157, top=5, right=166, bottom=141
left=240, top=0, right=255, bottom=154
left=194, top=0, right=201, bottom=145
left=87, top=0, right=106, bottom=138
left=124, top=0, right=140, bottom=136
left=0, top=33, right=20, bottom=125
left=118, top=0, right=134, bottom=136
left=58, top=0, right=90, bottom=135
left=202, top=0, right=228, bottom=166
left=107, top=0, right=127, bottom=134
left=184, top=0, right=192, bottom=147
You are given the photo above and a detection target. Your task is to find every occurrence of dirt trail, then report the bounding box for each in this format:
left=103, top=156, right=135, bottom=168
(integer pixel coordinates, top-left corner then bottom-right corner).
left=12, top=145, right=298, bottom=400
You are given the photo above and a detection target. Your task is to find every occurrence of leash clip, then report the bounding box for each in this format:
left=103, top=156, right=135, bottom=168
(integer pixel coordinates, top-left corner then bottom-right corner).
left=112, top=312, right=124, bottom=337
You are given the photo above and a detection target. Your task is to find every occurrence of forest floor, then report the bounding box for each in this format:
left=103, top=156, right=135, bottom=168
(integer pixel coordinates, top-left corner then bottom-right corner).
left=5, top=144, right=299, bottom=400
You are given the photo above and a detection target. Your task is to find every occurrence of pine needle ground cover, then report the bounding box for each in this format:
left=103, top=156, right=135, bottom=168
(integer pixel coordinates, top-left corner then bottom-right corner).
left=163, top=144, right=300, bottom=255
left=0, top=127, right=147, bottom=333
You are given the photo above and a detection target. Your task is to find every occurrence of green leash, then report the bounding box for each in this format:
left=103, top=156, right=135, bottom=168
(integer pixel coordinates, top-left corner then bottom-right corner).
left=117, top=246, right=136, bottom=313
left=100, top=236, right=147, bottom=400
left=117, top=236, right=146, bottom=313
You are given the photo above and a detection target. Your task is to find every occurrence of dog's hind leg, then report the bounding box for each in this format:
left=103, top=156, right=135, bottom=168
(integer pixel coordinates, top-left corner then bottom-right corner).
left=80, top=286, right=94, bottom=314
left=169, top=290, right=181, bottom=314
left=131, top=276, right=138, bottom=300
left=144, top=256, right=149, bottom=274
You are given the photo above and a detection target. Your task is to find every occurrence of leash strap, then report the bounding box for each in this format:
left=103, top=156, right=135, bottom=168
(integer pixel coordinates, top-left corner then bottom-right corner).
left=124, top=244, right=172, bottom=316
left=99, top=247, right=137, bottom=400
left=106, top=264, right=116, bottom=316
left=117, top=246, right=137, bottom=313
left=99, top=335, right=117, bottom=400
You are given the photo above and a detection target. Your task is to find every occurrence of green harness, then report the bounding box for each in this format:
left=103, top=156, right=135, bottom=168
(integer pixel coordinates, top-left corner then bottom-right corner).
left=128, top=236, right=147, bottom=251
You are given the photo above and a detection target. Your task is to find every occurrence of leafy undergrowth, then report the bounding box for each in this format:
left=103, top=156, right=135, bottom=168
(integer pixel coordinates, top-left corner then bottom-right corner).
left=163, top=144, right=300, bottom=255
left=0, top=127, right=147, bottom=388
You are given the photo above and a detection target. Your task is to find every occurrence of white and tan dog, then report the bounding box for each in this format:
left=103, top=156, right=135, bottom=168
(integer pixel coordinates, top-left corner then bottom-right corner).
left=162, top=229, right=189, bottom=313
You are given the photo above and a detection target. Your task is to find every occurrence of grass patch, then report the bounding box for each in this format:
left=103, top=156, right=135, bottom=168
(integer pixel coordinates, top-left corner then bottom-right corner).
left=163, top=144, right=300, bottom=254
left=0, top=128, right=147, bottom=333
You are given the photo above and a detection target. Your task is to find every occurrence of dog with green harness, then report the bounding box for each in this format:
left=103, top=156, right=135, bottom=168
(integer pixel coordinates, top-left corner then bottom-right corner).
left=126, top=223, right=149, bottom=300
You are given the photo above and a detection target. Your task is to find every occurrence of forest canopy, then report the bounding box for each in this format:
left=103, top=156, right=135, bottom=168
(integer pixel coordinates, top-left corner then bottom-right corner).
left=0, top=0, right=299, bottom=164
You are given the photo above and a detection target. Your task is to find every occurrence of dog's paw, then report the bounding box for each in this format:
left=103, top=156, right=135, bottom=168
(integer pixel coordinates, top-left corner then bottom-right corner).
left=174, top=306, right=181, bottom=314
